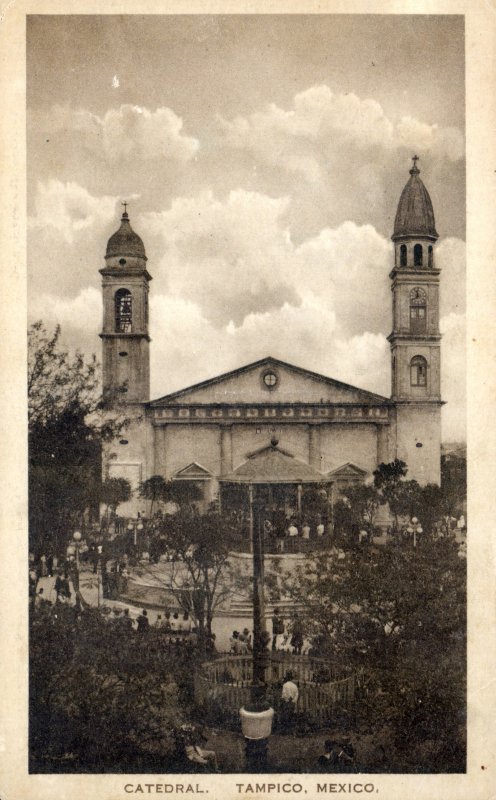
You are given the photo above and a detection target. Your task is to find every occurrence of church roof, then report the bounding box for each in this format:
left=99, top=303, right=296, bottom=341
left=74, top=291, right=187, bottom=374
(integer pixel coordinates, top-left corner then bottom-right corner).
left=149, top=356, right=390, bottom=406
left=106, top=210, right=147, bottom=259
left=392, top=157, right=438, bottom=241
left=219, top=440, right=325, bottom=484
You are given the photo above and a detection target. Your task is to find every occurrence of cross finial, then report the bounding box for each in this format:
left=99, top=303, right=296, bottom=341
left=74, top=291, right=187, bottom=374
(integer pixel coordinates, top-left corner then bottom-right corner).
left=121, top=201, right=128, bottom=218
left=410, top=154, right=420, bottom=175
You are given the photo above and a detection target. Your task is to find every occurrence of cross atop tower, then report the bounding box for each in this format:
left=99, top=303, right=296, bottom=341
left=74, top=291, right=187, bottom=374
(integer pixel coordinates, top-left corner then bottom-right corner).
left=410, top=154, right=420, bottom=175
left=121, top=200, right=128, bottom=218
left=412, top=154, right=419, bottom=166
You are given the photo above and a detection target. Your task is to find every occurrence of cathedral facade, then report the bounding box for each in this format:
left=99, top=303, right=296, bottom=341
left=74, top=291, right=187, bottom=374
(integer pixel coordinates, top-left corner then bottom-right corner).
left=100, top=160, right=442, bottom=518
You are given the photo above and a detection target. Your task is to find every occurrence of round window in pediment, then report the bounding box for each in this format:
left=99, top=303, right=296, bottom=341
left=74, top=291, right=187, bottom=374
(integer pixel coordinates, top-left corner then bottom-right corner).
left=261, top=369, right=279, bottom=390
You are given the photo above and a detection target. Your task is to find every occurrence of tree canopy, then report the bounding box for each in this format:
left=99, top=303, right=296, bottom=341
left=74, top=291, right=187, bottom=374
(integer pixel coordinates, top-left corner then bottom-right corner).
left=28, top=322, right=129, bottom=555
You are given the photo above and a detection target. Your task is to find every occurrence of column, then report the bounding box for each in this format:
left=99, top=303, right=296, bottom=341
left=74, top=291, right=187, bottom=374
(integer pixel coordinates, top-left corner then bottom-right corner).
left=308, top=423, right=321, bottom=470
left=376, top=424, right=390, bottom=467
left=153, top=425, right=168, bottom=477
left=220, top=424, right=233, bottom=475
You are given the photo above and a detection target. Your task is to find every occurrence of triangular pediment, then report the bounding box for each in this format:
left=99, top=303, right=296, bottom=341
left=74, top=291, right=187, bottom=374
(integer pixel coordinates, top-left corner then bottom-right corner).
left=173, top=462, right=212, bottom=481
left=150, top=357, right=388, bottom=406
left=327, top=462, right=368, bottom=480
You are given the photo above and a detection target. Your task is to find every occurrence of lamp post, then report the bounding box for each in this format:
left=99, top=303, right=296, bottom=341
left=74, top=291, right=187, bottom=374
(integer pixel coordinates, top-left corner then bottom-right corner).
left=73, top=530, right=82, bottom=569
left=240, top=492, right=274, bottom=771
left=410, top=517, right=423, bottom=548
left=66, top=530, right=83, bottom=610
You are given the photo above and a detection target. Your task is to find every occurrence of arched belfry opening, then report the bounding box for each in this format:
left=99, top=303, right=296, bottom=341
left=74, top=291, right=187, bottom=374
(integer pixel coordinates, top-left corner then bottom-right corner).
left=414, top=243, right=423, bottom=267
left=115, top=288, right=132, bottom=333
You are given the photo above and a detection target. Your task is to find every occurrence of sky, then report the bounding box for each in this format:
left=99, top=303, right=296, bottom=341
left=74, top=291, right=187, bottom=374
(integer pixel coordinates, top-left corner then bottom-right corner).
left=27, top=14, right=466, bottom=441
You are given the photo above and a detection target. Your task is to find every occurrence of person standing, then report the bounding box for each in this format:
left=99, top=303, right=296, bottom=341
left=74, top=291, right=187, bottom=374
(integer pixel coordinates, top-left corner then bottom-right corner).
left=136, top=609, right=149, bottom=634
left=40, top=554, right=48, bottom=577
left=280, top=671, right=299, bottom=731
left=291, top=613, right=304, bottom=655
left=271, top=608, right=285, bottom=651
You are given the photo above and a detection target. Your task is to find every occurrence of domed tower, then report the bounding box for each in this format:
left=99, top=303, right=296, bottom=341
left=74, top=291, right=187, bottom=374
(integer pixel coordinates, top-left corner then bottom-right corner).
left=99, top=205, right=152, bottom=404
left=388, top=157, right=442, bottom=484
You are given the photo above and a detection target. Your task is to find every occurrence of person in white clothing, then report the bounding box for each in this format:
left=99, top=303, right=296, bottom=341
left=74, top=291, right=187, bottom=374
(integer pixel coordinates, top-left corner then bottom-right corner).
left=281, top=672, right=299, bottom=704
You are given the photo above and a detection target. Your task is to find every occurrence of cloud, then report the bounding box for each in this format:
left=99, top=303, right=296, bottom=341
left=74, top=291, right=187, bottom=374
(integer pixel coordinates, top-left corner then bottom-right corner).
left=31, top=103, right=199, bottom=164
left=141, top=189, right=394, bottom=333
left=218, top=85, right=464, bottom=181
left=28, top=180, right=120, bottom=243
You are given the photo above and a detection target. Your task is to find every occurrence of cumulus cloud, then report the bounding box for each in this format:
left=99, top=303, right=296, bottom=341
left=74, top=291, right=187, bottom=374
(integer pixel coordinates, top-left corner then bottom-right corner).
left=28, top=180, right=120, bottom=243
left=141, top=189, right=392, bottom=333
left=218, top=85, right=464, bottom=181
left=31, top=103, right=199, bottom=164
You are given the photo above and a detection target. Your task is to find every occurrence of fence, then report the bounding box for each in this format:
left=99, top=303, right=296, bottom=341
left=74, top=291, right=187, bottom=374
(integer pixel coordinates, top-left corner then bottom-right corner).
left=194, top=653, right=355, bottom=724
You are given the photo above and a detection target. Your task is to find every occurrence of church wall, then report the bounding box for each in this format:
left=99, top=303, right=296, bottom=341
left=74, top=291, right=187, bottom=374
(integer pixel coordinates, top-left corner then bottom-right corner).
left=103, top=408, right=154, bottom=517
left=394, top=404, right=441, bottom=485
left=161, top=424, right=222, bottom=478
left=231, top=423, right=310, bottom=469
left=319, top=424, right=379, bottom=474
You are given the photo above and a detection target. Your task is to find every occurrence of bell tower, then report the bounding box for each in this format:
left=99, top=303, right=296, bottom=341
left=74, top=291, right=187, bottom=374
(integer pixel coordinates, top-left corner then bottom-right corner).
left=100, top=204, right=152, bottom=404
left=388, top=157, right=442, bottom=484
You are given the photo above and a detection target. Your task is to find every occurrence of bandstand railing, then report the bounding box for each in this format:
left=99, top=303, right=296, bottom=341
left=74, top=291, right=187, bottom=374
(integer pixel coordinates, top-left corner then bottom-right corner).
left=194, top=654, right=355, bottom=723
left=229, top=536, right=334, bottom=555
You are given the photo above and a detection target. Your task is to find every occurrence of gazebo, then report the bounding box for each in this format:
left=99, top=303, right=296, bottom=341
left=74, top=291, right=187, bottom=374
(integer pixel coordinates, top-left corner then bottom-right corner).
left=219, top=438, right=330, bottom=547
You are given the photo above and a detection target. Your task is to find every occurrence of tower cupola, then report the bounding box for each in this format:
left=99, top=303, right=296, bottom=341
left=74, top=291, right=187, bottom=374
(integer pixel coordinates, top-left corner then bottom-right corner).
left=393, top=156, right=438, bottom=241
left=392, top=157, right=438, bottom=270
left=106, top=204, right=146, bottom=259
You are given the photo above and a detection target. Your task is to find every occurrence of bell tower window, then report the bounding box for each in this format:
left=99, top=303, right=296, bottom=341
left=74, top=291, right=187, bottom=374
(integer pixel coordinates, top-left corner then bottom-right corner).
left=115, top=289, right=132, bottom=333
left=409, top=287, right=427, bottom=334
left=400, top=244, right=407, bottom=267
left=428, top=245, right=433, bottom=267
left=414, top=244, right=423, bottom=267
left=410, top=355, right=427, bottom=387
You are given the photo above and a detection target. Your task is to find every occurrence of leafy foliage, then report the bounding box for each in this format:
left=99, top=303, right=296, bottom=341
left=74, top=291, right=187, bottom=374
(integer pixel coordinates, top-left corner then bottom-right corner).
left=28, top=322, right=130, bottom=555
left=101, top=477, right=132, bottom=516
left=138, top=475, right=202, bottom=516
left=29, top=603, right=194, bottom=772
left=282, top=536, right=466, bottom=771
left=142, top=506, right=241, bottom=642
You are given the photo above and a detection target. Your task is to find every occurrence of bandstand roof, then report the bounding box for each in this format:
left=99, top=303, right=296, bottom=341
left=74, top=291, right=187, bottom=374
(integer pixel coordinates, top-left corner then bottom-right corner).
left=219, top=442, right=325, bottom=485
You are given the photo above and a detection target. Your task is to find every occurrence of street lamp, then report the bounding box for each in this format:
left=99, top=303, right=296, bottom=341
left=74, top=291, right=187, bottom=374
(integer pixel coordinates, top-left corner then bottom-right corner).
left=73, top=530, right=82, bottom=569
left=240, top=493, right=274, bottom=771
left=410, top=517, right=423, bottom=548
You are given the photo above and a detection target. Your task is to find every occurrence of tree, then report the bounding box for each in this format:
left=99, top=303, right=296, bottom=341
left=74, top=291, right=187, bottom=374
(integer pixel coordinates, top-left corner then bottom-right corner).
left=342, top=484, right=381, bottom=532
left=29, top=603, right=191, bottom=772
left=138, top=475, right=168, bottom=517
left=373, top=459, right=408, bottom=530
left=283, top=536, right=466, bottom=771
left=145, top=506, right=239, bottom=644
left=100, top=477, right=132, bottom=521
left=138, top=475, right=202, bottom=517
left=28, top=322, right=129, bottom=555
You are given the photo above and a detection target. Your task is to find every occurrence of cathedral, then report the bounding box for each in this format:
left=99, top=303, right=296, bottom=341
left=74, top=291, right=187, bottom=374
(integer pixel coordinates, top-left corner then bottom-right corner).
left=100, top=159, right=442, bottom=519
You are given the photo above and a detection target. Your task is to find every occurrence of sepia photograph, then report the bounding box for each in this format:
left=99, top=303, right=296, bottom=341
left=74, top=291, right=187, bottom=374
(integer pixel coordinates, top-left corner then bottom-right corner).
left=24, top=13, right=470, bottom=778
